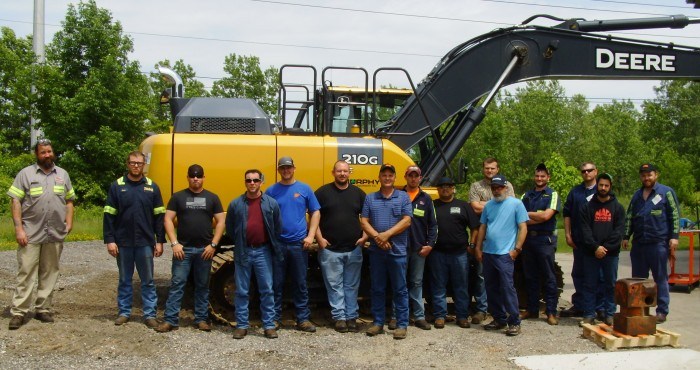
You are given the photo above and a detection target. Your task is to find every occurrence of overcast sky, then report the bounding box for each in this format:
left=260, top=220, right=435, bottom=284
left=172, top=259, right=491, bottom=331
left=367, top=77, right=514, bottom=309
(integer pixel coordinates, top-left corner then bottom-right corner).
left=2, top=0, right=700, bottom=107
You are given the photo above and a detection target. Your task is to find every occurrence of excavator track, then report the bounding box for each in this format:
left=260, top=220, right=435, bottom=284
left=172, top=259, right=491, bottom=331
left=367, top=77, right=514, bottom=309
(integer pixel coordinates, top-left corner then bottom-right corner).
left=208, top=250, right=238, bottom=326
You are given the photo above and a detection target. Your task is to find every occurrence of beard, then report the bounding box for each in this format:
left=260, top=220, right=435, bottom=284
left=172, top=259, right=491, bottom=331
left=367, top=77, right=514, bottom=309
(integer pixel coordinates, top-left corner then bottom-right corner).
left=493, top=193, right=507, bottom=202
left=597, top=190, right=609, bottom=198
left=37, top=157, right=54, bottom=170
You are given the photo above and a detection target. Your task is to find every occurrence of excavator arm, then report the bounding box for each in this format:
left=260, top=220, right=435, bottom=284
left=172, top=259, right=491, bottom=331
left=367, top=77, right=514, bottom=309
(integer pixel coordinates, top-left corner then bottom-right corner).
left=382, top=15, right=700, bottom=184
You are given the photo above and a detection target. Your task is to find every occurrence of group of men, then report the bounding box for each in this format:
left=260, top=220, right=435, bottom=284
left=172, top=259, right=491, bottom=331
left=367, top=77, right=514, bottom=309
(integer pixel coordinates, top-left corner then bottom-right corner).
left=6, top=140, right=681, bottom=339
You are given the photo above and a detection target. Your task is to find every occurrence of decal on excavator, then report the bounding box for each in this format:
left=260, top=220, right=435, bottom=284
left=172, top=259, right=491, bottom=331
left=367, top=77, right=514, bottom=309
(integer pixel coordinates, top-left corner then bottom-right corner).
left=596, top=48, right=675, bottom=72
left=336, top=137, right=382, bottom=165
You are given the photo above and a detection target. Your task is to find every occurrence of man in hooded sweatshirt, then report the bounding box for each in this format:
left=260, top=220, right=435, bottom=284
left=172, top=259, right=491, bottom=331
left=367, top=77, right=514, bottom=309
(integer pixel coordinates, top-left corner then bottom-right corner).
left=578, top=173, right=625, bottom=327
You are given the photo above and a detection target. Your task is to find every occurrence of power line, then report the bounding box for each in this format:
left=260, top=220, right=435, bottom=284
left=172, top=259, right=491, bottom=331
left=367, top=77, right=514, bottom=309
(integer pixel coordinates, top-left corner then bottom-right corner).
left=589, top=0, right=697, bottom=10
left=480, top=0, right=670, bottom=17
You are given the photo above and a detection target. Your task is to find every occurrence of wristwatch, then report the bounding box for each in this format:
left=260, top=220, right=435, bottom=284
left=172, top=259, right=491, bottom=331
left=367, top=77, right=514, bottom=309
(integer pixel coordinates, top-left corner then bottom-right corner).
left=171, top=241, right=180, bottom=248
left=210, top=242, right=218, bottom=248
left=468, top=243, right=476, bottom=249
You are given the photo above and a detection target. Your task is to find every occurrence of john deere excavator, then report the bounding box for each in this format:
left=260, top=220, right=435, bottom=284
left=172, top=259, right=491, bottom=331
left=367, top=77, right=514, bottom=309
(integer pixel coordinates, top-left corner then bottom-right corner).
left=140, top=14, right=700, bottom=325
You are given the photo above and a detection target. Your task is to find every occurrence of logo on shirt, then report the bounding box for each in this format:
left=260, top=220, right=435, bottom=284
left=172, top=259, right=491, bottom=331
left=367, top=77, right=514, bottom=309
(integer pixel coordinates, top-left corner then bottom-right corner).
left=55, top=176, right=65, bottom=184
left=294, top=192, right=301, bottom=198
left=186, top=197, right=207, bottom=210
left=144, top=186, right=154, bottom=192
left=594, top=208, right=612, bottom=222
left=450, top=207, right=461, bottom=214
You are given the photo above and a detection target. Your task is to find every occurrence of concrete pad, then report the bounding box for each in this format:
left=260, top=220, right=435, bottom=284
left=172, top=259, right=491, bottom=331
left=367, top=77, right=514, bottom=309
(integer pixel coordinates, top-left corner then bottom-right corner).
left=511, top=348, right=700, bottom=370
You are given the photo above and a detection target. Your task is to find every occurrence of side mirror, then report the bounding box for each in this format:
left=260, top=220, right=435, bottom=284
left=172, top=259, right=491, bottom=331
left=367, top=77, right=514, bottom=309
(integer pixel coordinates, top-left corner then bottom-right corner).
left=456, top=157, right=468, bottom=184
left=160, top=88, right=172, bottom=104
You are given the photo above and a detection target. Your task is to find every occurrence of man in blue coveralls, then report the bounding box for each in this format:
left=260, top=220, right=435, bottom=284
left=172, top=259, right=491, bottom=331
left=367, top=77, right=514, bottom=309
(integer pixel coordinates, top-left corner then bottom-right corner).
left=623, top=163, right=680, bottom=323
left=520, top=164, right=560, bottom=326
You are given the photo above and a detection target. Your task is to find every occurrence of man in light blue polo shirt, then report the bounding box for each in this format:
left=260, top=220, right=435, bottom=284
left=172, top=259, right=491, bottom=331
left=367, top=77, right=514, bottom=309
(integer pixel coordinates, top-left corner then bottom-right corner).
left=361, top=163, right=412, bottom=340
left=475, top=174, right=528, bottom=337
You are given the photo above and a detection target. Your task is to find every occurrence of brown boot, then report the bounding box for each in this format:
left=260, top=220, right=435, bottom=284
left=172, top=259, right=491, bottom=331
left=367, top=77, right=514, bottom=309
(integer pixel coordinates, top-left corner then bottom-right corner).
left=8, top=315, right=24, bottom=330
left=232, top=328, right=247, bottom=339
left=155, top=322, right=178, bottom=333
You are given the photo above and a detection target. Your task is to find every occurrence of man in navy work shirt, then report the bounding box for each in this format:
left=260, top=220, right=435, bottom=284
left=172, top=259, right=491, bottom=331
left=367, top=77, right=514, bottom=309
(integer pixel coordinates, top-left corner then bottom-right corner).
left=520, top=164, right=560, bottom=326
left=476, top=174, right=528, bottom=337
left=103, top=151, right=166, bottom=329
left=623, top=163, right=680, bottom=324
left=266, top=156, right=321, bottom=333
left=361, top=163, right=412, bottom=340
left=561, top=162, right=598, bottom=318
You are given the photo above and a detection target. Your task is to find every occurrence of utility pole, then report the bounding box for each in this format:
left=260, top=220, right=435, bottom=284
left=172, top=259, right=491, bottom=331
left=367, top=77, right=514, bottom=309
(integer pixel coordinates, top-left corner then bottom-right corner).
left=31, top=0, right=45, bottom=149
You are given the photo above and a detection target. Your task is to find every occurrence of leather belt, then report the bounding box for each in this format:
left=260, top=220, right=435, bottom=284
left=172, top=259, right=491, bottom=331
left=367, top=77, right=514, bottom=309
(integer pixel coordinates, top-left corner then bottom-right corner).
left=528, top=231, right=554, bottom=237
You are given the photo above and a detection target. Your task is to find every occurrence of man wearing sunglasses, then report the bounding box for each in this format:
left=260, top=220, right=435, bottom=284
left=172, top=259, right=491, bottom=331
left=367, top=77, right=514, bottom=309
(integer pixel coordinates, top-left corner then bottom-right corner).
left=103, top=151, right=166, bottom=329
left=156, top=164, right=225, bottom=333
left=227, top=169, right=284, bottom=339
left=7, top=138, right=75, bottom=330
left=561, top=162, right=598, bottom=318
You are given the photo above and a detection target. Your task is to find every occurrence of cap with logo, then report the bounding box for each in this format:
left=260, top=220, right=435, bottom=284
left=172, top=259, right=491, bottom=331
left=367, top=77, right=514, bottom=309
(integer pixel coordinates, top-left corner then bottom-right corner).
left=188, top=164, right=204, bottom=178
left=405, top=166, right=421, bottom=176
left=639, top=163, right=657, bottom=173
left=379, top=163, right=396, bottom=173
left=278, top=156, right=294, bottom=168
left=490, top=174, right=508, bottom=187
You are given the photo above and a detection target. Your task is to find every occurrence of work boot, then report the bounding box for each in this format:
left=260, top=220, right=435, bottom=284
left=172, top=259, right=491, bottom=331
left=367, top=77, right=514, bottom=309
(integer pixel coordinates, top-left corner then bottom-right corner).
left=196, top=321, right=211, bottom=332
left=656, top=313, right=667, bottom=323
left=505, top=324, right=521, bottom=336
left=483, top=320, right=507, bottom=331
left=596, top=310, right=606, bottom=322
left=346, top=319, right=359, bottom=333
left=546, top=314, right=559, bottom=326
left=114, top=316, right=129, bottom=326
left=457, top=318, right=471, bottom=328
left=34, top=312, right=54, bottom=323
left=471, top=311, right=486, bottom=325
left=414, top=319, right=431, bottom=330
left=365, top=325, right=384, bottom=336
left=144, top=318, right=159, bottom=329
left=387, top=319, right=398, bottom=330
left=232, top=328, right=247, bottom=339
left=393, top=328, right=407, bottom=340
left=334, top=320, right=348, bottom=333
left=559, top=306, right=583, bottom=318
left=274, top=320, right=282, bottom=331
left=434, top=318, right=445, bottom=329
left=519, top=311, right=538, bottom=320
left=8, top=315, right=24, bottom=330
left=604, top=316, right=614, bottom=326
left=155, top=322, right=178, bottom=333
left=264, top=328, right=278, bottom=339
left=296, top=321, right=316, bottom=333
left=579, top=317, right=595, bottom=327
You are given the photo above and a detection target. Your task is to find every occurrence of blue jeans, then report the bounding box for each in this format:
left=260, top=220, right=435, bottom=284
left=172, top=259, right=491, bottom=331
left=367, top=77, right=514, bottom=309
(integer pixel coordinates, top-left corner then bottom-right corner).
left=369, top=250, right=408, bottom=328
left=522, top=236, right=558, bottom=315
left=273, top=242, right=311, bottom=323
left=116, top=246, right=157, bottom=319
left=392, top=249, right=427, bottom=321
left=235, top=245, right=276, bottom=330
left=318, top=247, right=363, bottom=321
left=429, top=250, right=469, bottom=320
left=483, top=253, right=520, bottom=326
left=631, top=242, right=670, bottom=315
left=163, top=246, right=212, bottom=326
left=468, top=253, right=488, bottom=313
left=582, top=254, right=618, bottom=318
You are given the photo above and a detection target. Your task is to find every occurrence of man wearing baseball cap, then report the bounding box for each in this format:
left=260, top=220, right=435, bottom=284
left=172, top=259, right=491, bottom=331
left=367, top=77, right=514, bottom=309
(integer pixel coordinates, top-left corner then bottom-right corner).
left=475, top=174, right=528, bottom=336
left=266, top=156, right=321, bottom=332
left=623, top=163, right=680, bottom=323
left=361, top=163, right=413, bottom=339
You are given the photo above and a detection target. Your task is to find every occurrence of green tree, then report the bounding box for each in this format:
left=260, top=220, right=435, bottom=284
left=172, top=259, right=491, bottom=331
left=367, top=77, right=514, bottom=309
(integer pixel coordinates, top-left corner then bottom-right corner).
left=148, top=59, right=209, bottom=133
left=0, top=27, right=35, bottom=155
left=544, top=152, right=580, bottom=201
left=35, top=0, right=151, bottom=205
left=211, top=53, right=279, bottom=119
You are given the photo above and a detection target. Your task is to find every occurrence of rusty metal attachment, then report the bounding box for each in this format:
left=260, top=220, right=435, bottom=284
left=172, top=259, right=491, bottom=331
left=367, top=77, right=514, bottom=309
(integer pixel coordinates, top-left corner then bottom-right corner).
left=613, top=278, right=657, bottom=336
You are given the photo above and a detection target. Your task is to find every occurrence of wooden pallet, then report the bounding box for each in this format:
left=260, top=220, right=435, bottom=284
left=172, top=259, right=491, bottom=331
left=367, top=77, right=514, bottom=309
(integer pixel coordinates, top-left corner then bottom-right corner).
left=582, top=323, right=681, bottom=351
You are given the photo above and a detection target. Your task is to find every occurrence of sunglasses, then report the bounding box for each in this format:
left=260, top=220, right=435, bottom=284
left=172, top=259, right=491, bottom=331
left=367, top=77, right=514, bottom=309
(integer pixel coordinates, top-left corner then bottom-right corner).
left=37, top=138, right=52, bottom=145
left=127, top=161, right=145, bottom=167
left=245, top=178, right=262, bottom=183
left=581, top=168, right=596, bottom=174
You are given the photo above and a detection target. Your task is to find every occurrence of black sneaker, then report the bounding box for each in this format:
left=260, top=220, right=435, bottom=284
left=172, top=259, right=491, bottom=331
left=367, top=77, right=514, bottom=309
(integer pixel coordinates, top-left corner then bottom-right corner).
left=559, top=306, right=583, bottom=318
left=483, top=320, right=507, bottom=331
left=505, top=324, right=521, bottom=336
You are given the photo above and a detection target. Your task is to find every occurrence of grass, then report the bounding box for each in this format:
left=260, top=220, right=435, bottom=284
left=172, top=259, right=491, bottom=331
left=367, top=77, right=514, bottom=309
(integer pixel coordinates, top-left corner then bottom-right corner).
left=0, top=206, right=103, bottom=251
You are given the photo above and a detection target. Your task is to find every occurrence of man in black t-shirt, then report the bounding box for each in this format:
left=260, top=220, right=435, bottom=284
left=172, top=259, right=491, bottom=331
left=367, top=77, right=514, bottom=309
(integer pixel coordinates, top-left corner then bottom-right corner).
left=315, top=160, right=367, bottom=333
left=156, top=164, right=225, bottom=333
left=430, top=177, right=480, bottom=329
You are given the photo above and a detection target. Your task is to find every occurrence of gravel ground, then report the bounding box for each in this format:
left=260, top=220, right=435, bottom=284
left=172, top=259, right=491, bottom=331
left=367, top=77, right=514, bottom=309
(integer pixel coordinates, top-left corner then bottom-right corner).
left=0, top=241, right=609, bottom=369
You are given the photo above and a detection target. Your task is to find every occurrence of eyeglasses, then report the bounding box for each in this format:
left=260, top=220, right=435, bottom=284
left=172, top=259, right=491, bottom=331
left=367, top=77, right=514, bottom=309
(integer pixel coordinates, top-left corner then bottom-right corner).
left=581, top=168, right=596, bottom=174
left=245, top=178, right=262, bottom=183
left=127, top=161, right=145, bottom=167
